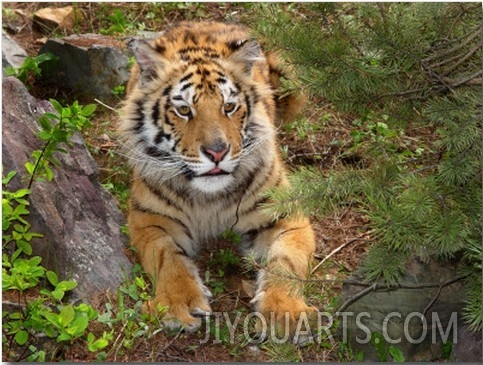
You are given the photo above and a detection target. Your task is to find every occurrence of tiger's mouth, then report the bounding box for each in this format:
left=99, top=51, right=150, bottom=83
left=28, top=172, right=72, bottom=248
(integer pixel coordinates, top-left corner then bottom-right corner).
left=199, top=167, right=231, bottom=177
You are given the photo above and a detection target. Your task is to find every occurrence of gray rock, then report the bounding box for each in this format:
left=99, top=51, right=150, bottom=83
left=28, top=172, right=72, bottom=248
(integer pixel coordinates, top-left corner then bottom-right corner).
left=2, top=32, right=27, bottom=70
left=339, top=257, right=467, bottom=361
left=2, top=76, right=132, bottom=302
left=39, top=34, right=131, bottom=98
left=451, top=322, right=482, bottom=362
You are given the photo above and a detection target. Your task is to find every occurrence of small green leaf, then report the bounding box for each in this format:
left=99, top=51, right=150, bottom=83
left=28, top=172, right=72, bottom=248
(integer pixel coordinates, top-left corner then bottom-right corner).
left=51, top=289, right=65, bottom=301
left=49, top=99, right=63, bottom=115
left=43, top=312, right=61, bottom=327
left=38, top=115, right=53, bottom=131
left=388, top=345, right=405, bottom=362
left=12, top=189, right=31, bottom=199
left=17, top=240, right=32, bottom=255
left=15, top=330, right=29, bottom=345
left=45, top=166, right=54, bottom=181
left=59, top=305, right=75, bottom=327
left=88, top=337, right=109, bottom=352
left=42, top=112, right=60, bottom=121
left=38, top=130, right=52, bottom=141
left=57, top=280, right=77, bottom=292
left=57, top=333, right=71, bottom=343
left=3, top=170, right=17, bottom=184
left=25, top=161, right=35, bottom=176
left=27, top=256, right=42, bottom=267
left=61, top=107, right=72, bottom=118
left=66, top=315, right=89, bottom=337
left=81, top=104, right=97, bottom=117
left=52, top=129, right=69, bottom=143
left=46, top=271, right=59, bottom=286
left=13, top=204, right=29, bottom=217
left=43, top=326, right=56, bottom=338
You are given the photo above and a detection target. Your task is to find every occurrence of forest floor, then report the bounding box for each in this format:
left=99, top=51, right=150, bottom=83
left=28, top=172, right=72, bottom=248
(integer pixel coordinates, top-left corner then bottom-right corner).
left=3, top=2, right=372, bottom=362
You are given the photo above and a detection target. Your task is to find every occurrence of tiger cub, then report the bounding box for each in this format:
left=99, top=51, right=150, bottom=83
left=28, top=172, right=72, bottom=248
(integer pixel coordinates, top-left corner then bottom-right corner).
left=119, top=21, right=316, bottom=335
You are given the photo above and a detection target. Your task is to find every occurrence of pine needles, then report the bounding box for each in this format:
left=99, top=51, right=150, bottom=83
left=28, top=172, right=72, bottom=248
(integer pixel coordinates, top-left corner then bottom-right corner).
left=252, top=2, right=482, bottom=331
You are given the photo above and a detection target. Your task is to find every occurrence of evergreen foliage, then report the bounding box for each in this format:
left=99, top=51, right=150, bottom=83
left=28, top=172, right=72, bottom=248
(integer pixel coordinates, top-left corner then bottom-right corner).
left=253, top=3, right=482, bottom=331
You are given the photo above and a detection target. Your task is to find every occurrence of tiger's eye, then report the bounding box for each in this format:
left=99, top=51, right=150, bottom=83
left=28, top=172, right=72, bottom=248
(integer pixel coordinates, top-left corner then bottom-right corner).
left=176, top=105, right=191, bottom=117
left=224, top=102, right=236, bottom=114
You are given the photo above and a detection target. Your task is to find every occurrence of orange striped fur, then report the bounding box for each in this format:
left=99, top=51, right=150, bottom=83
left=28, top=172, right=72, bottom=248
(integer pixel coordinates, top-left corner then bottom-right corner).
left=119, top=21, right=316, bottom=334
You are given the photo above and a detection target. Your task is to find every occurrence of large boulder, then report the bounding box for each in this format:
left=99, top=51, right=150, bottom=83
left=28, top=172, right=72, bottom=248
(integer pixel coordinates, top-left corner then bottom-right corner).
left=2, top=76, right=132, bottom=301
left=2, top=32, right=28, bottom=69
left=339, top=257, right=469, bottom=361
left=39, top=34, right=131, bottom=98
left=451, top=322, right=482, bottom=362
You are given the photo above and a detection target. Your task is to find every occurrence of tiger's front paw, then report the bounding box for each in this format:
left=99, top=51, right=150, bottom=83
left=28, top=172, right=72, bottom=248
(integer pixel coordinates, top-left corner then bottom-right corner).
left=143, top=284, right=213, bottom=333
left=251, top=287, right=318, bottom=345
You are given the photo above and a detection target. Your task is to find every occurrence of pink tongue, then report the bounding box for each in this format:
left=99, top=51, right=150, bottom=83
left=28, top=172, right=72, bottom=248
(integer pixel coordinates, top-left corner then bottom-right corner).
left=208, top=167, right=222, bottom=174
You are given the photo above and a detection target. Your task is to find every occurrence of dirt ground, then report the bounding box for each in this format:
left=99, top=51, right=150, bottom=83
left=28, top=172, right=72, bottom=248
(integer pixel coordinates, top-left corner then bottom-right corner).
left=3, top=3, right=372, bottom=362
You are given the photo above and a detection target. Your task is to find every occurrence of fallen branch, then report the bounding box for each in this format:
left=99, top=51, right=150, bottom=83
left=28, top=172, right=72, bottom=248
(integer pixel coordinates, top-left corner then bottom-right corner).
left=336, top=274, right=468, bottom=315
left=336, top=283, right=378, bottom=314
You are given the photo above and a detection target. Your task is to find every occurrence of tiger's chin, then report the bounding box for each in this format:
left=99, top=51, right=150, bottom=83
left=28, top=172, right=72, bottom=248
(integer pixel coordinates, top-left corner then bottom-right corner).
left=190, top=173, right=235, bottom=194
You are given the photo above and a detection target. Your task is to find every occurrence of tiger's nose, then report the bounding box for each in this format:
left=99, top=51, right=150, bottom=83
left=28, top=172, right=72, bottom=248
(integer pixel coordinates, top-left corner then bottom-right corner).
left=201, top=141, right=230, bottom=163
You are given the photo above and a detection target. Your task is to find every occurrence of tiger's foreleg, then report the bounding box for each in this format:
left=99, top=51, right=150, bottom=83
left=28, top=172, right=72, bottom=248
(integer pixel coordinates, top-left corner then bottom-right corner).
left=129, top=211, right=212, bottom=332
left=248, top=216, right=318, bottom=340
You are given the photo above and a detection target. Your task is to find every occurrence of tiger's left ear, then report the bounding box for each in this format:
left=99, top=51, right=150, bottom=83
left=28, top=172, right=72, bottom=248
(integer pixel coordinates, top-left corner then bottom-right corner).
left=227, top=39, right=264, bottom=74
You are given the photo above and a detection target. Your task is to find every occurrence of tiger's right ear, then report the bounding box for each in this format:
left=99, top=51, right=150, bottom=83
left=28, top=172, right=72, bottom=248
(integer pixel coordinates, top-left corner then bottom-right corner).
left=128, top=38, right=166, bottom=85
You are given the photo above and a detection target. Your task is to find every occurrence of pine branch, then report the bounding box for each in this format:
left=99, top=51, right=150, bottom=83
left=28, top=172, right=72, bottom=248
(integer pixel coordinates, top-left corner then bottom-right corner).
left=422, top=26, right=481, bottom=63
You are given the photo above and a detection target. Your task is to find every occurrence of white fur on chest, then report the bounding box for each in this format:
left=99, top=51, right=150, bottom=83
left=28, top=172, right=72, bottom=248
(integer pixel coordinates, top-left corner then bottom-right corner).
left=186, top=199, right=239, bottom=245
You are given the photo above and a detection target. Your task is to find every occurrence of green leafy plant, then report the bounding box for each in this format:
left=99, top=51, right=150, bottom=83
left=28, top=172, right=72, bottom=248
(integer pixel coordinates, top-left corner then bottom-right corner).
left=100, top=10, right=129, bottom=34
left=370, top=332, right=405, bottom=362
left=2, top=99, right=103, bottom=361
left=96, top=267, right=166, bottom=357
left=25, top=99, right=96, bottom=188
left=205, top=248, right=241, bottom=295
left=6, top=53, right=58, bottom=86
left=111, top=84, right=126, bottom=98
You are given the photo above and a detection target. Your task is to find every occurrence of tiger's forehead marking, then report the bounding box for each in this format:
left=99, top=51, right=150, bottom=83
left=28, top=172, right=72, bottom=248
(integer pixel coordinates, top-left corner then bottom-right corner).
left=151, top=21, right=251, bottom=65
left=171, top=63, right=239, bottom=104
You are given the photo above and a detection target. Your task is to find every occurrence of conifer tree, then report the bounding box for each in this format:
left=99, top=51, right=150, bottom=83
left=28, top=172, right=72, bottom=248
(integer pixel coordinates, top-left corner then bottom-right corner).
left=252, top=3, right=482, bottom=331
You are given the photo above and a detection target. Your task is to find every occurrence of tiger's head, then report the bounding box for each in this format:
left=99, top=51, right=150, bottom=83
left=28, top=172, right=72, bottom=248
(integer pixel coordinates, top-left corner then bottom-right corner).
left=120, top=22, right=278, bottom=194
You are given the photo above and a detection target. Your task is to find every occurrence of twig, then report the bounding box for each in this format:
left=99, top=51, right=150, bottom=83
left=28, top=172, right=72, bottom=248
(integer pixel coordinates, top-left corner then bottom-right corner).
left=422, top=27, right=481, bottom=63
left=161, top=327, right=184, bottom=352
left=439, top=43, right=481, bottom=75
left=421, top=274, right=468, bottom=317
left=287, top=152, right=324, bottom=162
left=94, top=98, right=118, bottom=112
left=442, top=70, right=482, bottom=88
left=2, top=300, right=27, bottom=309
left=422, top=285, right=443, bottom=319
left=27, top=140, right=51, bottom=189
left=311, top=232, right=370, bottom=275
left=107, top=320, right=129, bottom=361
left=336, top=283, right=378, bottom=314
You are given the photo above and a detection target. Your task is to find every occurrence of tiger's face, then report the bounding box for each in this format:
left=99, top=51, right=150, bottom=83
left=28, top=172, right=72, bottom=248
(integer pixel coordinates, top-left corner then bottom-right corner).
left=158, top=63, right=248, bottom=193
left=121, top=23, right=276, bottom=195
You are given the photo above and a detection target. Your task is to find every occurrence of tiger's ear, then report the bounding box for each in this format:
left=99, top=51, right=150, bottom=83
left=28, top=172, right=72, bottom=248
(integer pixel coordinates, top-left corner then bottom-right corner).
left=227, top=39, right=263, bottom=74
left=128, top=38, right=166, bottom=85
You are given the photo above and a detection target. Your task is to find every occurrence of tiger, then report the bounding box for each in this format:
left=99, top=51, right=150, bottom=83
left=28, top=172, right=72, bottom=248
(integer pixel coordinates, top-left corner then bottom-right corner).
left=118, top=21, right=317, bottom=338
